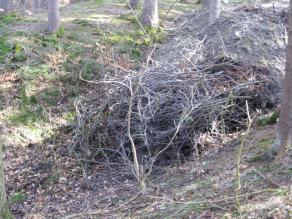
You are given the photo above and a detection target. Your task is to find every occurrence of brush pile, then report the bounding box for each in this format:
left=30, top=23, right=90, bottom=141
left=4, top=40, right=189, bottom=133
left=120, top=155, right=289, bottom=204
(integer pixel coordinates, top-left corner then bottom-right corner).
left=72, top=60, right=279, bottom=167
left=72, top=4, right=285, bottom=168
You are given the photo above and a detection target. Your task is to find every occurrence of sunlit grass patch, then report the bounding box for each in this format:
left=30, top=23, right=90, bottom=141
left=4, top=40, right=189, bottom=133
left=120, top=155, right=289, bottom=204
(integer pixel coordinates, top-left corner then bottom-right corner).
left=8, top=106, right=46, bottom=127
left=19, top=64, right=55, bottom=81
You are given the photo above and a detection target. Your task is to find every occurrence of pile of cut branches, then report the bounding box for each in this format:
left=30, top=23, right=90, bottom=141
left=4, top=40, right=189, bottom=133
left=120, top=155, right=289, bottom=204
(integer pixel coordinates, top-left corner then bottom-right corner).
left=72, top=59, right=279, bottom=171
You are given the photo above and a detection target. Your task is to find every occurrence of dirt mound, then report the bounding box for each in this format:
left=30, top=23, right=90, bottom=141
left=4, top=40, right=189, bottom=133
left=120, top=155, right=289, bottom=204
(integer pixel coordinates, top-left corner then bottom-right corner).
left=158, top=4, right=287, bottom=75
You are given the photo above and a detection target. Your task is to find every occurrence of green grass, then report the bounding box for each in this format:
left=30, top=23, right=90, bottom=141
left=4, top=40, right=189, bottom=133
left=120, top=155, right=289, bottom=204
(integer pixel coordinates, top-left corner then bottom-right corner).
left=0, top=29, right=28, bottom=63
left=104, top=27, right=166, bottom=61
left=65, top=44, right=85, bottom=60
left=258, top=137, right=274, bottom=149
left=0, top=37, right=10, bottom=62
left=80, top=58, right=103, bottom=80
left=9, top=107, right=45, bottom=126
left=9, top=192, right=27, bottom=205
left=40, top=87, right=61, bottom=106
left=43, top=172, right=60, bottom=186
left=73, top=19, right=93, bottom=27
left=258, top=111, right=280, bottom=126
left=8, top=85, right=46, bottom=126
left=0, top=13, right=20, bottom=27
left=63, top=111, right=76, bottom=123
left=31, top=32, right=64, bottom=48
left=20, top=65, right=53, bottom=81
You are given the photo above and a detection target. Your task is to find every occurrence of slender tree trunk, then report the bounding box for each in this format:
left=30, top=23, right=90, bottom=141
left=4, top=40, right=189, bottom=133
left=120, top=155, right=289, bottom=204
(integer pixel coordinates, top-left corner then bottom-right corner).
left=40, top=0, right=48, bottom=9
left=269, top=0, right=292, bottom=158
left=202, top=0, right=209, bottom=9
left=140, top=0, right=158, bottom=27
left=209, top=0, right=221, bottom=25
left=48, top=0, right=60, bottom=33
left=129, top=0, right=139, bottom=9
left=0, top=146, right=13, bottom=219
left=33, top=0, right=40, bottom=12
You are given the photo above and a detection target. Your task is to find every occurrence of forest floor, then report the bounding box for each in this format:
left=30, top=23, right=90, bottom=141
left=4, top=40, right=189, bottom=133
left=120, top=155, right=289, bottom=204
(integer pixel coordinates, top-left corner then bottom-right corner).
left=0, top=0, right=291, bottom=218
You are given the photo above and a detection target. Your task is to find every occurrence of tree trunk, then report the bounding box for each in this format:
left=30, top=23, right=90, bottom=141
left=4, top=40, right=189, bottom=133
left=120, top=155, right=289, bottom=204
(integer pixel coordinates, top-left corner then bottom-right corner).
left=140, top=0, right=158, bottom=27
left=0, top=146, right=13, bottom=219
left=209, top=0, right=221, bottom=25
left=202, top=0, right=209, bottom=9
left=40, top=0, right=48, bottom=9
left=48, top=0, right=60, bottom=33
left=33, top=0, right=40, bottom=12
left=129, top=0, right=139, bottom=9
left=269, top=0, right=292, bottom=158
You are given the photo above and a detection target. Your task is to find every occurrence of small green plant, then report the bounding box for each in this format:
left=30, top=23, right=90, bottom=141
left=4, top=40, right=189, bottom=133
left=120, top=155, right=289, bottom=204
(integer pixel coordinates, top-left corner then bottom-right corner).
left=20, top=65, right=52, bottom=81
left=0, top=13, right=20, bottom=27
left=258, top=137, right=274, bottom=149
left=92, top=27, right=104, bottom=36
left=32, top=33, right=59, bottom=47
left=11, top=53, right=27, bottom=62
left=9, top=42, right=27, bottom=62
left=43, top=172, right=60, bottom=186
left=258, top=111, right=280, bottom=126
left=64, top=111, right=76, bottom=123
left=14, top=31, right=28, bottom=37
left=106, top=32, right=135, bottom=44
left=274, top=188, right=288, bottom=197
left=130, top=47, right=141, bottom=60
left=80, top=58, right=103, bottom=80
left=41, top=87, right=60, bottom=106
left=56, top=26, right=65, bottom=38
left=65, top=45, right=85, bottom=60
left=9, top=106, right=45, bottom=126
left=0, top=37, right=10, bottom=62
left=145, top=26, right=166, bottom=43
left=9, top=192, right=27, bottom=204
left=73, top=19, right=92, bottom=26
left=9, top=85, right=46, bottom=126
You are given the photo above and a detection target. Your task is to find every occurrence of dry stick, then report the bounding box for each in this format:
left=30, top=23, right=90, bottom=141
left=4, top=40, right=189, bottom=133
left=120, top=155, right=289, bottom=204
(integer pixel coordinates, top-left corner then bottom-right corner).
left=160, top=0, right=178, bottom=26
left=147, top=188, right=279, bottom=206
left=234, top=101, right=254, bottom=218
left=126, top=45, right=157, bottom=190
left=127, top=79, right=142, bottom=186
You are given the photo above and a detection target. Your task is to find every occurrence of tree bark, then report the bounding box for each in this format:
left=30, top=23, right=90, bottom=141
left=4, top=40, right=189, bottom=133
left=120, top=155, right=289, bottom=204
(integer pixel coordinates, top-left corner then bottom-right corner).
left=269, top=0, right=292, bottom=158
left=202, top=0, right=209, bottom=9
left=209, top=0, right=221, bottom=25
left=129, top=0, right=139, bottom=9
left=33, top=0, right=40, bottom=12
left=41, top=0, right=48, bottom=9
left=0, top=145, right=13, bottom=219
left=48, top=0, right=60, bottom=33
left=140, top=0, right=158, bottom=27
